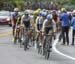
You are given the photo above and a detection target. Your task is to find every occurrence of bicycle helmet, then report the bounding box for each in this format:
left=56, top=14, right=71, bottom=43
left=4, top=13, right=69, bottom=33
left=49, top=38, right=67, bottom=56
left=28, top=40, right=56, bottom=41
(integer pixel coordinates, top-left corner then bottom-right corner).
left=73, top=10, right=75, bottom=14
left=24, top=11, right=29, bottom=15
left=39, top=11, right=42, bottom=16
left=14, top=8, right=19, bottom=12
left=47, top=14, right=53, bottom=20
left=42, top=9, right=46, bottom=12
left=41, top=12, right=47, bottom=17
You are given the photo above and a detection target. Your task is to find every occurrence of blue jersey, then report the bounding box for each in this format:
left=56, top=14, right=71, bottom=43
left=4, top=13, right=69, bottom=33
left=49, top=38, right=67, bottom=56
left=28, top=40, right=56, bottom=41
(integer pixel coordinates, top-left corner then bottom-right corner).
left=72, top=17, right=75, bottom=30
left=60, top=13, right=69, bottom=27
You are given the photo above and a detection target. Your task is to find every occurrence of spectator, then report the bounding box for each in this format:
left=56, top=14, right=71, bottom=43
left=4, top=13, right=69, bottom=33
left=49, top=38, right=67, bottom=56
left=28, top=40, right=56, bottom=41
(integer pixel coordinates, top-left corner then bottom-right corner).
left=71, top=10, right=75, bottom=45
left=60, top=8, right=70, bottom=45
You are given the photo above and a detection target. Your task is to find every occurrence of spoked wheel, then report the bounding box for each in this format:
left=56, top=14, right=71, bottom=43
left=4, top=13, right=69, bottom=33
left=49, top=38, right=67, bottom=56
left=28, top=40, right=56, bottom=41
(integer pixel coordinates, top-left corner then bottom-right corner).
left=24, top=41, right=27, bottom=51
left=38, top=45, right=42, bottom=54
left=45, top=50, right=50, bottom=60
left=19, top=39, right=22, bottom=48
left=38, top=46, right=40, bottom=54
left=37, top=36, right=42, bottom=54
left=24, top=37, right=29, bottom=51
left=24, top=37, right=28, bottom=51
left=45, top=44, right=50, bottom=60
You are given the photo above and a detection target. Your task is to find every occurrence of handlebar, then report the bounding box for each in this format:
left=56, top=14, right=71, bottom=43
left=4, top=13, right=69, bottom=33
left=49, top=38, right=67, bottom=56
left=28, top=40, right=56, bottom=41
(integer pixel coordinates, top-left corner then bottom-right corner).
left=44, top=32, right=56, bottom=36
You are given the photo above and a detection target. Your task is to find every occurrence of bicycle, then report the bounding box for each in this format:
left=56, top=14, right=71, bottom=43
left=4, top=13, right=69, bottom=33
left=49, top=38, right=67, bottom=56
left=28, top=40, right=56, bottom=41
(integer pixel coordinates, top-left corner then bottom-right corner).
left=22, top=28, right=33, bottom=51
left=13, top=26, right=21, bottom=44
left=36, top=31, right=43, bottom=54
left=43, top=33, right=54, bottom=60
left=19, top=26, right=24, bottom=48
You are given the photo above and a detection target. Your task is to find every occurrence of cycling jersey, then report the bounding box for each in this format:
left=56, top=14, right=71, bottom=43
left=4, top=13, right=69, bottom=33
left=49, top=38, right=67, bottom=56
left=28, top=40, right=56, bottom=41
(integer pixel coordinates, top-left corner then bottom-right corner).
left=36, top=16, right=43, bottom=31
left=12, top=12, right=20, bottom=25
left=52, top=13, right=58, bottom=22
left=21, top=15, right=30, bottom=28
left=17, top=17, right=21, bottom=25
left=16, top=16, right=21, bottom=28
left=42, top=19, right=54, bottom=34
left=29, top=15, right=34, bottom=27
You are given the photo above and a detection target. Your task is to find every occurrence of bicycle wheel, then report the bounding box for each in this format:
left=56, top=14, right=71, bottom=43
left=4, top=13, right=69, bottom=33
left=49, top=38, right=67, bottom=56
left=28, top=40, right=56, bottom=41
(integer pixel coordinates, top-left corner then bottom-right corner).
left=14, top=36, right=17, bottom=44
left=24, top=42, right=27, bottom=51
left=45, top=36, right=50, bottom=60
left=19, top=39, right=22, bottom=48
left=46, top=51, right=50, bottom=60
left=45, top=48, right=47, bottom=59
left=37, top=36, right=42, bottom=54
left=24, top=33, right=29, bottom=51
left=45, top=44, right=50, bottom=60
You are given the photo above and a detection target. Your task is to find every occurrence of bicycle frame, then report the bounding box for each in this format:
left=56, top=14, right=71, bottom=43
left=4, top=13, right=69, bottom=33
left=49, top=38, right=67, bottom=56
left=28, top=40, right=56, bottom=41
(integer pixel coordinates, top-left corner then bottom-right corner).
left=44, top=34, right=52, bottom=60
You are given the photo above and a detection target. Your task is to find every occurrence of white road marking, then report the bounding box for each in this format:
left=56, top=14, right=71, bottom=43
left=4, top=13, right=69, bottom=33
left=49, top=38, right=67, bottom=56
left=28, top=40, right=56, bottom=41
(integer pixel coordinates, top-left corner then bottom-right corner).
left=53, top=39, right=75, bottom=60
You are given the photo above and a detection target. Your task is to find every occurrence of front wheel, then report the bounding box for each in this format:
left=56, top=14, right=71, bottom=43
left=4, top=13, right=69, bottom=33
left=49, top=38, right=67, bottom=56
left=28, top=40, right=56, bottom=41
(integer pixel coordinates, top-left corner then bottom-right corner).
left=45, top=50, right=50, bottom=60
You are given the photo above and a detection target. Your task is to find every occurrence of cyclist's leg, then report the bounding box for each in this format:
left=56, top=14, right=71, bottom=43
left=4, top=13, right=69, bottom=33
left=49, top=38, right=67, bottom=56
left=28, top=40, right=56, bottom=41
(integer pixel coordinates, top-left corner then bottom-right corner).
left=42, top=36, right=46, bottom=55
left=18, top=27, right=22, bottom=42
left=12, top=25, right=16, bottom=36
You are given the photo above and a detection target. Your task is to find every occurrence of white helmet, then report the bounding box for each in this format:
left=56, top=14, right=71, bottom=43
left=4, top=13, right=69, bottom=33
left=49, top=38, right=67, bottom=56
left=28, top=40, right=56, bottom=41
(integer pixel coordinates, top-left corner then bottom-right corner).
left=14, top=8, right=19, bottom=12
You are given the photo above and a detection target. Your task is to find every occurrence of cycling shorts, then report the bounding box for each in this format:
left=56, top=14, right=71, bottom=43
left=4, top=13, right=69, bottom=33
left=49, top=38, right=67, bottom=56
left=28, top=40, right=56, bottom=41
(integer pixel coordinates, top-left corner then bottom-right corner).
left=45, top=27, right=53, bottom=34
left=37, top=24, right=42, bottom=31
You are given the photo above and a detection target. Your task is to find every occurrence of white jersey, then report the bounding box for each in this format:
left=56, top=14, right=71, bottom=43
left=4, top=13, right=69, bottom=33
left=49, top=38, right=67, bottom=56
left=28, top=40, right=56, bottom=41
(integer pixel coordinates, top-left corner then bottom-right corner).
left=21, top=15, right=30, bottom=24
left=36, top=16, right=43, bottom=25
left=42, top=19, right=54, bottom=31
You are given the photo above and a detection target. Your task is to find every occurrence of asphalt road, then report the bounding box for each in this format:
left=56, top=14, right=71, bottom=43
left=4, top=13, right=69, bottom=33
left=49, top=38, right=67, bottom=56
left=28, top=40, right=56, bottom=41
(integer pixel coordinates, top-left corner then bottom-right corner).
left=0, top=25, right=75, bottom=64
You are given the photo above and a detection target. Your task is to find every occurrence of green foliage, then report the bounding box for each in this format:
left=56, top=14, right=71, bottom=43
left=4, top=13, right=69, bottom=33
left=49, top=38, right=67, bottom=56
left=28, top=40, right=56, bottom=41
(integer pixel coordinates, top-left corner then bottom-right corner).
left=0, top=0, right=75, bottom=10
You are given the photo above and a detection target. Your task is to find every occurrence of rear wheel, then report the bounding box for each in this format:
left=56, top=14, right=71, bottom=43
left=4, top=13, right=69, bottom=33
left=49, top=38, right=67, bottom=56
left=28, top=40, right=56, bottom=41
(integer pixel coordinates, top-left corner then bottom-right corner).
left=46, top=51, right=50, bottom=60
left=14, top=36, right=17, bottom=44
left=24, top=41, right=27, bottom=51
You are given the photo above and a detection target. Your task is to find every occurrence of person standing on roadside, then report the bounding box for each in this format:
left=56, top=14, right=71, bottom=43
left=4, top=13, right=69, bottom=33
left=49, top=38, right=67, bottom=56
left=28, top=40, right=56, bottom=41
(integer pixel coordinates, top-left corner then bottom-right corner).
left=60, top=8, right=70, bottom=45
left=71, top=10, right=75, bottom=46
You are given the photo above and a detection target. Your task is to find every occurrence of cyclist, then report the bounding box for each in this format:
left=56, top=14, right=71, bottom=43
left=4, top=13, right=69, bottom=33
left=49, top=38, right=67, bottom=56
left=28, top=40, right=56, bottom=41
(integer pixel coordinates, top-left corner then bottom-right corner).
left=21, top=11, right=31, bottom=48
left=35, top=11, right=45, bottom=49
left=12, top=8, right=20, bottom=36
left=42, top=14, right=54, bottom=54
left=21, top=11, right=30, bottom=28
left=52, top=10, right=59, bottom=33
left=60, top=8, right=70, bottom=45
left=13, top=15, right=21, bottom=42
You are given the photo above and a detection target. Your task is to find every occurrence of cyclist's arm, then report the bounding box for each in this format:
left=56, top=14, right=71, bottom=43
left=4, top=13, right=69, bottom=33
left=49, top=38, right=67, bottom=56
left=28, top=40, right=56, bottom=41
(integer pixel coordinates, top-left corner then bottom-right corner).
left=21, top=15, right=24, bottom=27
left=35, top=17, right=39, bottom=31
left=11, top=15, right=15, bottom=26
left=42, top=20, right=46, bottom=32
left=52, top=20, right=55, bottom=32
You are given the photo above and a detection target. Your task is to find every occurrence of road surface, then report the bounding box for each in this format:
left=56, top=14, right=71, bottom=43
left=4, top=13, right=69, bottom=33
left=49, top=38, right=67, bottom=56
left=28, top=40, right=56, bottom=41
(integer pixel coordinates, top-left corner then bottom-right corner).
left=0, top=25, right=75, bottom=64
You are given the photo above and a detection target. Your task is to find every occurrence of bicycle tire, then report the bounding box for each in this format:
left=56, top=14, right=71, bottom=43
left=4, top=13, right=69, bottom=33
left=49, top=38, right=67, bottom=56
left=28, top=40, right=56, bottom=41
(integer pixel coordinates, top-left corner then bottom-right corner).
left=47, top=51, right=50, bottom=60
left=20, top=41, right=22, bottom=48
left=24, top=41, right=27, bottom=51
left=14, top=36, right=17, bottom=44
